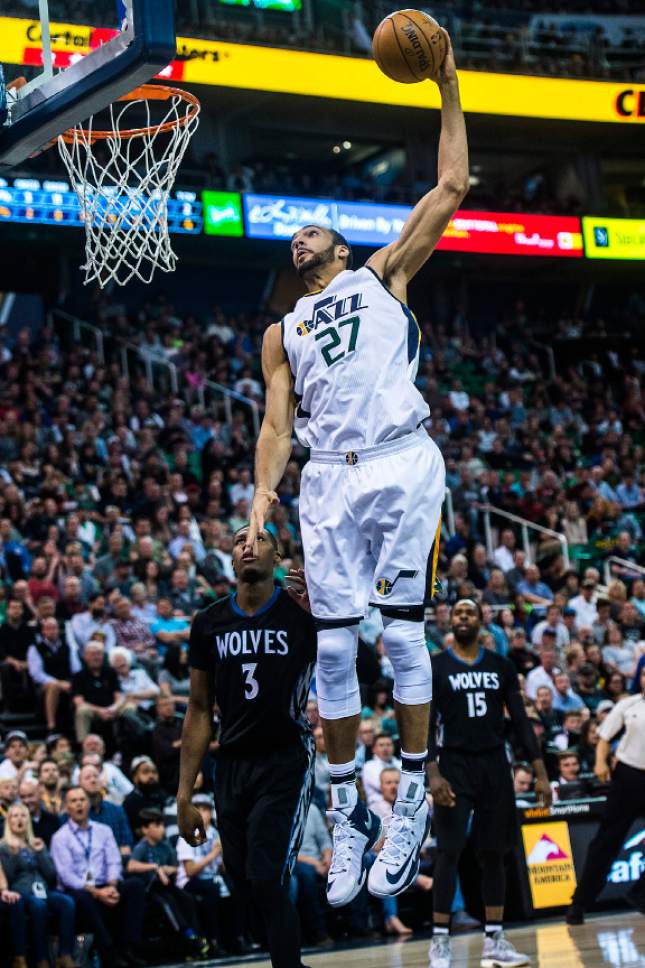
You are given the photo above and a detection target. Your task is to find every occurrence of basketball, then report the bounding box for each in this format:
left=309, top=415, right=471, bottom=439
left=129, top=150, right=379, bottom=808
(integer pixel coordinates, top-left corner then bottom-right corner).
left=372, top=9, right=447, bottom=84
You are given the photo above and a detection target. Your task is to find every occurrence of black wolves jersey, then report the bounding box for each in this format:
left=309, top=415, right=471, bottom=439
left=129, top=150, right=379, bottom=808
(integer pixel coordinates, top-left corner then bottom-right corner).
left=429, top=647, right=540, bottom=759
left=189, top=588, right=317, bottom=754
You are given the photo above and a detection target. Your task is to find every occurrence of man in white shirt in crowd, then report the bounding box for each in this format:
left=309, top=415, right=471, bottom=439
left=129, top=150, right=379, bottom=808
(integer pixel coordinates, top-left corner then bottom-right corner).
left=552, top=750, right=581, bottom=801
left=67, top=592, right=117, bottom=656
left=109, top=647, right=160, bottom=714
left=0, top=730, right=31, bottom=781
left=531, top=604, right=570, bottom=652
left=361, top=734, right=402, bottom=806
left=513, top=763, right=535, bottom=803
left=73, top=734, right=134, bottom=805
left=493, top=529, right=516, bottom=574
left=525, top=637, right=562, bottom=699
left=569, top=579, right=599, bottom=630
left=229, top=468, right=255, bottom=508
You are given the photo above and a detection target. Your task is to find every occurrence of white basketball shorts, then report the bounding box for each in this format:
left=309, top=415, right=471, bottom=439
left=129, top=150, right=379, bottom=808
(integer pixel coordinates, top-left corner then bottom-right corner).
left=299, top=428, right=445, bottom=621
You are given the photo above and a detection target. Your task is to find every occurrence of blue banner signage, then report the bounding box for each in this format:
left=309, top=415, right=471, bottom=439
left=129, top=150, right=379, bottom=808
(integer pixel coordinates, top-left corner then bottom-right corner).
left=0, top=178, right=203, bottom=234
left=243, top=193, right=411, bottom=245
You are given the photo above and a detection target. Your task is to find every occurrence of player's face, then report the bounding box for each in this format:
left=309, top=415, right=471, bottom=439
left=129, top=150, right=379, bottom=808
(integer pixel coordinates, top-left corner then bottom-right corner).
left=233, top=528, right=277, bottom=582
left=451, top=602, right=481, bottom=643
left=290, top=226, right=336, bottom=277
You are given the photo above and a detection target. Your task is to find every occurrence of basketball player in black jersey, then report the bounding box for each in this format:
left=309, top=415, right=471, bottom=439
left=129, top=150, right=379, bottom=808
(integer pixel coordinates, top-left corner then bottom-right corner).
left=177, top=526, right=317, bottom=968
left=427, top=599, right=552, bottom=968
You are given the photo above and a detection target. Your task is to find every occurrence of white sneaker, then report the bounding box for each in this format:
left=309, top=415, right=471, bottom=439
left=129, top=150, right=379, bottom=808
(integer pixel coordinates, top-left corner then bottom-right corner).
left=428, top=934, right=452, bottom=967
left=326, top=801, right=382, bottom=907
left=368, top=797, right=430, bottom=897
left=480, top=930, right=530, bottom=967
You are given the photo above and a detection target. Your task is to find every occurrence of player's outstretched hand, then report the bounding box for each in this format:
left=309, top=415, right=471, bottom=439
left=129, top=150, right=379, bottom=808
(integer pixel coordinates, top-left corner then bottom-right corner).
left=436, top=30, right=458, bottom=88
left=177, top=800, right=207, bottom=846
left=535, top=776, right=553, bottom=808
left=244, top=488, right=279, bottom=556
left=285, top=567, right=311, bottom=613
left=429, top=773, right=457, bottom=808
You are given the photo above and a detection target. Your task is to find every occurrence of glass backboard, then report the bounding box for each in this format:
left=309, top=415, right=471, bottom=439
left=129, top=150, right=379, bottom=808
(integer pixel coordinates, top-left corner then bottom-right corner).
left=0, top=0, right=176, bottom=168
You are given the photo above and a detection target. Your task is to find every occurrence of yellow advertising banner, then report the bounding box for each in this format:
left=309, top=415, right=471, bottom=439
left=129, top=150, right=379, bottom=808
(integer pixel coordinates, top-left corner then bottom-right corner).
left=583, top=216, right=645, bottom=260
left=522, top=822, right=577, bottom=909
left=2, top=16, right=644, bottom=125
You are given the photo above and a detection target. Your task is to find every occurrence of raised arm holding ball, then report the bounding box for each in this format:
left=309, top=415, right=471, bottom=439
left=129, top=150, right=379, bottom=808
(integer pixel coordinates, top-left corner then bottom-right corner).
left=245, top=8, right=467, bottom=918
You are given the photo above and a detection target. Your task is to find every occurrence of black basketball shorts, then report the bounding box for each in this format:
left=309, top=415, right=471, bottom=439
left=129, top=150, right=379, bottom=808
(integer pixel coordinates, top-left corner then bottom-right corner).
left=214, top=744, right=314, bottom=886
left=432, top=746, right=518, bottom=855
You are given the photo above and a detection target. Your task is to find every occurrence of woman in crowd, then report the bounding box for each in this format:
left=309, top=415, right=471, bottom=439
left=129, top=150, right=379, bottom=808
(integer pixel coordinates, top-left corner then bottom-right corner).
left=562, top=500, right=588, bottom=546
left=579, top=719, right=600, bottom=773
left=603, top=669, right=629, bottom=703
left=0, top=803, right=77, bottom=968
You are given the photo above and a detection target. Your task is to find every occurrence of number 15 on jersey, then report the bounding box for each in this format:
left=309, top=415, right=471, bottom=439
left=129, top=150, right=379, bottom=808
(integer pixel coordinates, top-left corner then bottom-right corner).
left=466, top=691, right=487, bottom=718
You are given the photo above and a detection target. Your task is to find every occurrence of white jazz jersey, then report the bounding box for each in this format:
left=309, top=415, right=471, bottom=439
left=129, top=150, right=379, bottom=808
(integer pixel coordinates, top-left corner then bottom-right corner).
left=282, top=266, right=430, bottom=451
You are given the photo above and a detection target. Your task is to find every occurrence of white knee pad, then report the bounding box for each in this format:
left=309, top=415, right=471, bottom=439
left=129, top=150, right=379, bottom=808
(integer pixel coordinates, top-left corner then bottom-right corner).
left=315, top=625, right=361, bottom=720
left=382, top=616, right=432, bottom=705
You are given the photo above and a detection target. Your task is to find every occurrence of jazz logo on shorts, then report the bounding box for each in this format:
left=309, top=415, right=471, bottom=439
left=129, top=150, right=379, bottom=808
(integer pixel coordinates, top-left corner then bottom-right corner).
left=376, top=570, right=418, bottom=597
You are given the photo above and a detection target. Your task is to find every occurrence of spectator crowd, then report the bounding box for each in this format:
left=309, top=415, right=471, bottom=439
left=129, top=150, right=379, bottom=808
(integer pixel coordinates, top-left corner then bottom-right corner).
left=0, top=277, right=643, bottom=966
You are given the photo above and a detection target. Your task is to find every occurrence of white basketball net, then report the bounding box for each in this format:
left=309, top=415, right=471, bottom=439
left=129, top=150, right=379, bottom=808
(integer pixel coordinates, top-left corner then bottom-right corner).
left=58, top=89, right=200, bottom=288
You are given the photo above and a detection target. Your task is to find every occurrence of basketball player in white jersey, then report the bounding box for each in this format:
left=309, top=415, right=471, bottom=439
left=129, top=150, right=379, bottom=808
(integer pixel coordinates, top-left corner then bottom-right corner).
left=245, top=35, right=468, bottom=908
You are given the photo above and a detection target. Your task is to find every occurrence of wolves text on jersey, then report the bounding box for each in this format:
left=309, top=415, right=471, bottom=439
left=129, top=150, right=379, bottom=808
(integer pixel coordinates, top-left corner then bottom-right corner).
left=216, top=628, right=289, bottom=659
left=448, top=670, right=501, bottom=691
left=296, top=291, right=366, bottom=336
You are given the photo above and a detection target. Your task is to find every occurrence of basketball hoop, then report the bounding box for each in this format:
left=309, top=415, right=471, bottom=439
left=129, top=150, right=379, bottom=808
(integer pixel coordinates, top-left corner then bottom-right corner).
left=57, top=84, right=200, bottom=288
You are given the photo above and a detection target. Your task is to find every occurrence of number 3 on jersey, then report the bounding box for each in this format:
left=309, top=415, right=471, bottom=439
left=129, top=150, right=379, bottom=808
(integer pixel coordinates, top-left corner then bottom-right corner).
left=466, top=691, right=487, bottom=718
left=242, top=663, right=259, bottom=700
left=315, top=315, right=361, bottom=368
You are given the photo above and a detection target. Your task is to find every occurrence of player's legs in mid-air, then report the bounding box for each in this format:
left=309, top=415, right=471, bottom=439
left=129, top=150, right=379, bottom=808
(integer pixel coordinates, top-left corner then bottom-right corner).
left=299, top=430, right=444, bottom=905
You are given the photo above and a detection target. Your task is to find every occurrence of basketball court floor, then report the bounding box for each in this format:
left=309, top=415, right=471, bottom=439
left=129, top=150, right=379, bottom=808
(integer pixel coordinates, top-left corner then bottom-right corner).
left=218, top=911, right=645, bottom=967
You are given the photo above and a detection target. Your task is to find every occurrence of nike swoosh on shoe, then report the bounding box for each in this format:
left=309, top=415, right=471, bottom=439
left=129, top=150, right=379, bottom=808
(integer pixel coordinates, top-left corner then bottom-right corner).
left=385, top=843, right=421, bottom=886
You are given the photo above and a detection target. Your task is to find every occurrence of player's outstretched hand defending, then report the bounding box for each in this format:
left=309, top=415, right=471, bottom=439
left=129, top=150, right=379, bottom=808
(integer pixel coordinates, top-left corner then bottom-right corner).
left=177, top=801, right=207, bottom=846
left=285, top=567, right=311, bottom=613
left=244, top=487, right=279, bottom=556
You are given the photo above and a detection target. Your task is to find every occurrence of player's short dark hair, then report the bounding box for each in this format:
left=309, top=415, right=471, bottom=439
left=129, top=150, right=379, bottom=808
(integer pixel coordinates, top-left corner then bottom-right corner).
left=454, top=598, right=484, bottom=620
left=328, top=229, right=353, bottom=269
left=294, top=225, right=353, bottom=269
left=233, top=525, right=279, bottom=553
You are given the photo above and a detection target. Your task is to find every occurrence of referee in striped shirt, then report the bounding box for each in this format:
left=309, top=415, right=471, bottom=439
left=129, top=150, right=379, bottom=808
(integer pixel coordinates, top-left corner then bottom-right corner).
left=567, top=664, right=645, bottom=923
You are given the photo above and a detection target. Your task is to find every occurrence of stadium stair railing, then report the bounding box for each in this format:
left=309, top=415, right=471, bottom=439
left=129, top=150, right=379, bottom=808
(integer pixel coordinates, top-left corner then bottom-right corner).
left=53, top=309, right=261, bottom=436
left=603, top=556, right=645, bottom=584
left=482, top=504, right=570, bottom=570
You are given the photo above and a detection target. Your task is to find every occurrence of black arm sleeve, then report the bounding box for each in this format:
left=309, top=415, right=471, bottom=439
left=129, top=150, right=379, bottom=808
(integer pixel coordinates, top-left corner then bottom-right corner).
left=503, top=662, right=542, bottom=763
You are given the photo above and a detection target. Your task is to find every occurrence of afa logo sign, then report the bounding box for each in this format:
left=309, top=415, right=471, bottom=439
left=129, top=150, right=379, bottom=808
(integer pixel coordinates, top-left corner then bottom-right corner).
left=608, top=828, right=645, bottom=885
left=375, top=569, right=418, bottom=597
